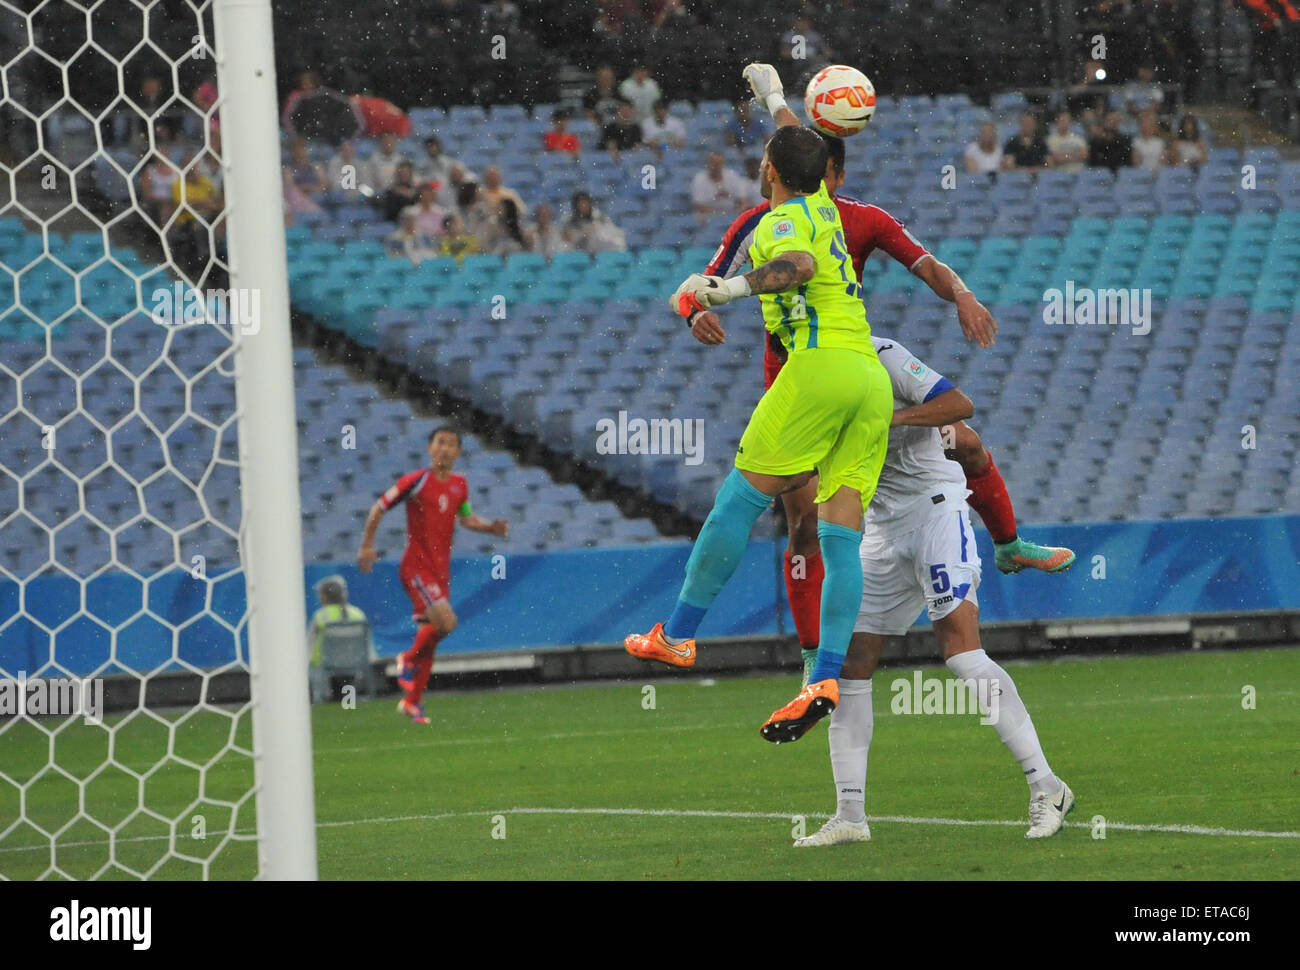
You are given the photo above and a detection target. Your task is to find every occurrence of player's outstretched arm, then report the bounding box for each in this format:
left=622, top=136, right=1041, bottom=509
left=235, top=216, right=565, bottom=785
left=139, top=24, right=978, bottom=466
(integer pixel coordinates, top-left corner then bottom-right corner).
left=890, top=387, right=975, bottom=429
left=744, top=63, right=800, bottom=128
left=357, top=502, right=384, bottom=573
left=671, top=253, right=814, bottom=316
left=460, top=513, right=509, bottom=537
left=913, top=257, right=998, bottom=349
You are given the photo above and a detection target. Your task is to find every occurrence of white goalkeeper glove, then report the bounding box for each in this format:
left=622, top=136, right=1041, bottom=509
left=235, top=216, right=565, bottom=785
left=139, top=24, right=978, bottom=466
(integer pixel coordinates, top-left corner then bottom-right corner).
left=670, top=274, right=751, bottom=320
left=743, top=62, right=788, bottom=118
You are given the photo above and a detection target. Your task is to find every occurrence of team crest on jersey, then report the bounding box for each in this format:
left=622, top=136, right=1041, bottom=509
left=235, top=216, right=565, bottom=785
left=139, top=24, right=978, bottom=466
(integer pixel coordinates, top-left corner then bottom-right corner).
left=903, top=356, right=929, bottom=381
left=773, top=219, right=794, bottom=238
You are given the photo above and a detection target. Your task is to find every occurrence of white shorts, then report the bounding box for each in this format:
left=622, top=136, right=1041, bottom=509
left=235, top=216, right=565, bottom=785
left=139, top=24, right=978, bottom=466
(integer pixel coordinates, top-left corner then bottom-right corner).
left=854, top=502, right=982, bottom=636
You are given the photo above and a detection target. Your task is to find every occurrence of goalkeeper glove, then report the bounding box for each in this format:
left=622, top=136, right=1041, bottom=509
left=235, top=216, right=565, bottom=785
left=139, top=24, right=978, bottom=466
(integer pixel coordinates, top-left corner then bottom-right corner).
left=743, top=63, right=788, bottom=118
left=670, top=274, right=751, bottom=319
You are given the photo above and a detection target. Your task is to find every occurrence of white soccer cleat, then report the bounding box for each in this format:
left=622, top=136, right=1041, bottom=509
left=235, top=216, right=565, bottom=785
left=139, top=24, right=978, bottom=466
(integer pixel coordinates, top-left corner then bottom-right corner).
left=1026, top=780, right=1074, bottom=839
left=793, top=815, right=871, bottom=847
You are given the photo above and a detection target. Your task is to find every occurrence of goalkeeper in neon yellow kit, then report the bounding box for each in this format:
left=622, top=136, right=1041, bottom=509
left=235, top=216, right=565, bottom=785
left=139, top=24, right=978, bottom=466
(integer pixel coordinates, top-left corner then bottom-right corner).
left=625, top=125, right=894, bottom=743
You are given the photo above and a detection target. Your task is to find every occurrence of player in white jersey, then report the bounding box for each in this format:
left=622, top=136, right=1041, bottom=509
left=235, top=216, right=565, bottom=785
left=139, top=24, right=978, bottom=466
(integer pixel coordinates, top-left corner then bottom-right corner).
left=794, top=337, right=1075, bottom=846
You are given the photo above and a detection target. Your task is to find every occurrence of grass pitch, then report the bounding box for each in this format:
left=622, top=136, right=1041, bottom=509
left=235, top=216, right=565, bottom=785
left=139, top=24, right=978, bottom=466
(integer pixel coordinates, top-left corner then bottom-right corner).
left=3, top=646, right=1297, bottom=880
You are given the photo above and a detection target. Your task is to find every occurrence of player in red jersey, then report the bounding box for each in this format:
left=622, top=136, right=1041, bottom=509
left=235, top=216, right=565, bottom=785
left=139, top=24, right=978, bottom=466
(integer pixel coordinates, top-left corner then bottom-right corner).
left=686, top=64, right=1074, bottom=682
left=357, top=426, right=508, bottom=724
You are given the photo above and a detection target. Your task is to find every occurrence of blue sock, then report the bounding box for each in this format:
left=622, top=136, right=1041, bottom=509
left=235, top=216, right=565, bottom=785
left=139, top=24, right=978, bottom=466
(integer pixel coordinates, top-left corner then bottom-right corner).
left=663, top=468, right=772, bottom=640
left=808, top=520, right=863, bottom=684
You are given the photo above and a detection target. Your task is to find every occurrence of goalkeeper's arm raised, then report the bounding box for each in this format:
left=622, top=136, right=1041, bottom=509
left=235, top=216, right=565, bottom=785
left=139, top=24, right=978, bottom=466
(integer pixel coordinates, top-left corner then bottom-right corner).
left=744, top=63, right=801, bottom=128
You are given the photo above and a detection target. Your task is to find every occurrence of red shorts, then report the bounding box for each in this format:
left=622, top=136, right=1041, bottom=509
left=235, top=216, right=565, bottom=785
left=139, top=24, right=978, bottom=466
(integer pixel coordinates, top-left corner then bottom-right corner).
left=400, top=557, right=449, bottom=619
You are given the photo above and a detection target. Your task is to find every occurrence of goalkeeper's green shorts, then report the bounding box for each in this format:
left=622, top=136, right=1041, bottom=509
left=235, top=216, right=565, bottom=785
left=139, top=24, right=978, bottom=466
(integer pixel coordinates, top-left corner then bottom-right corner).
left=735, top=346, right=893, bottom=513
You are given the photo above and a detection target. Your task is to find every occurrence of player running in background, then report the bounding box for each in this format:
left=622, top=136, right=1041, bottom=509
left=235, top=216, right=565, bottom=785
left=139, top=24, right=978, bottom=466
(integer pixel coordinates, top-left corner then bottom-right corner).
left=689, top=62, right=1073, bottom=682
left=793, top=337, right=1073, bottom=846
left=626, top=125, right=904, bottom=743
left=358, top=426, right=508, bottom=724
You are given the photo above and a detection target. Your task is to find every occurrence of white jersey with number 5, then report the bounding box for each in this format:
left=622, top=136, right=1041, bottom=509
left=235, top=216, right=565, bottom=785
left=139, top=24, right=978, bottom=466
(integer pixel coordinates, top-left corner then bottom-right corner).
left=867, top=336, right=969, bottom=530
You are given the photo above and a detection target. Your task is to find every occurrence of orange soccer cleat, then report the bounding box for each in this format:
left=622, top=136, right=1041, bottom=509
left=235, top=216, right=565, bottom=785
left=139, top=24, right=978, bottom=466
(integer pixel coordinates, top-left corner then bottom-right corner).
left=760, top=679, right=840, bottom=744
left=624, top=623, right=696, bottom=668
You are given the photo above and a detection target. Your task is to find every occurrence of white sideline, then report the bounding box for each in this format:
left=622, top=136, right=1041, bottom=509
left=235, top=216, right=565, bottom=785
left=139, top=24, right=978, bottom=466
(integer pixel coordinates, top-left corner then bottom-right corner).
left=2, top=806, right=1296, bottom=858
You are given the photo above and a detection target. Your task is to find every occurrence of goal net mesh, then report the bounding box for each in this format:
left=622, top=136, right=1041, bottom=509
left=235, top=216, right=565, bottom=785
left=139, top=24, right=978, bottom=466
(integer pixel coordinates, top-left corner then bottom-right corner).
left=1, top=0, right=268, bottom=879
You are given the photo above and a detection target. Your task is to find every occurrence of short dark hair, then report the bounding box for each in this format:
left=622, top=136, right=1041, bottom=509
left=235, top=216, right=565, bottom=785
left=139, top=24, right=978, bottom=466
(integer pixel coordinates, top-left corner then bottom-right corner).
left=429, top=425, right=461, bottom=445
left=424, top=136, right=441, bottom=148
left=766, top=126, right=828, bottom=193
left=818, top=132, right=846, bottom=176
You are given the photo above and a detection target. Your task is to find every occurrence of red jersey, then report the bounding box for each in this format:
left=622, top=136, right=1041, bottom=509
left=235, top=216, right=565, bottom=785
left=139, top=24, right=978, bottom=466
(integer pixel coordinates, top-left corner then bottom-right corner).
left=703, top=194, right=932, bottom=387
left=379, top=469, right=470, bottom=573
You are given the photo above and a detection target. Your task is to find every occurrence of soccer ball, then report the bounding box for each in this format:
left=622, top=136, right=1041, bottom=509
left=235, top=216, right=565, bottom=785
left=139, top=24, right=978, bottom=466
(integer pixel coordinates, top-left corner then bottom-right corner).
left=804, top=65, right=876, bottom=137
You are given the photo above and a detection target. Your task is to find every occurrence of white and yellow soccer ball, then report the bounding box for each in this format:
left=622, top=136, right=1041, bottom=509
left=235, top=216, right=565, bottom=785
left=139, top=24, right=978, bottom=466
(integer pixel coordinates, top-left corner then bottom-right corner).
left=804, top=65, right=876, bottom=137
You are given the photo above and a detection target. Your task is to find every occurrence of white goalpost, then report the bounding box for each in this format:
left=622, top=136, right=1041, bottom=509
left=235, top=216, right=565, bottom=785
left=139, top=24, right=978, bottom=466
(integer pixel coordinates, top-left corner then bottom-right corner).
left=215, top=0, right=317, bottom=881
left=0, top=0, right=315, bottom=880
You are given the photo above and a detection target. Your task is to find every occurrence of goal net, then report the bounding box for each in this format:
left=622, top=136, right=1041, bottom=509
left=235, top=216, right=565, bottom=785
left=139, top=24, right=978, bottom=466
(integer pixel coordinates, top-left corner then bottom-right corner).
left=0, top=0, right=314, bottom=879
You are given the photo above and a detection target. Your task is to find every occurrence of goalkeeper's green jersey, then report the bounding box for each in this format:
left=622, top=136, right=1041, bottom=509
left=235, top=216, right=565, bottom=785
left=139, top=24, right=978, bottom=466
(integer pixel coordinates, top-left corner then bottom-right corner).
left=747, top=181, right=872, bottom=356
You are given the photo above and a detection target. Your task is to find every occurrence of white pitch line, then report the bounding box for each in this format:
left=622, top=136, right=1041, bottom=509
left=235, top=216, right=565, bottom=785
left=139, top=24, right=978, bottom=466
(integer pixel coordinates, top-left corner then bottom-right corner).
left=3, top=806, right=1295, bottom=860
left=320, top=806, right=1300, bottom=839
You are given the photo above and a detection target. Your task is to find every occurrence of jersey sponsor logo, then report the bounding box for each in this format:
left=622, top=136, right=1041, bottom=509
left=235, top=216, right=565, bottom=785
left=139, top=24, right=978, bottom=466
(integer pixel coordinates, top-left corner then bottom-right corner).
left=903, top=355, right=929, bottom=381
left=772, top=219, right=794, bottom=238
left=438, top=493, right=449, bottom=512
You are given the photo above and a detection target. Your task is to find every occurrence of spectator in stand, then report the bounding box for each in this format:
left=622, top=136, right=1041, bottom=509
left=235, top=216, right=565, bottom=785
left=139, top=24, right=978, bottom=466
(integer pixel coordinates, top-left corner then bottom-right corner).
left=602, top=101, right=643, bottom=156
left=691, top=151, right=749, bottom=221
left=482, top=165, right=527, bottom=223
left=583, top=65, right=623, bottom=128
left=725, top=99, right=772, bottom=150
left=415, top=135, right=454, bottom=186
left=1046, top=111, right=1088, bottom=173
left=1168, top=114, right=1208, bottom=169
left=123, top=76, right=183, bottom=148
left=481, top=0, right=520, bottom=34
left=736, top=156, right=764, bottom=208
left=544, top=110, right=582, bottom=156
left=778, top=13, right=831, bottom=66
left=370, top=132, right=408, bottom=193
left=196, top=137, right=224, bottom=194
left=964, top=122, right=1004, bottom=176
left=1122, top=65, right=1165, bottom=118
left=563, top=191, right=627, bottom=254
left=1131, top=109, right=1168, bottom=171
left=619, top=64, right=662, bottom=121
left=641, top=99, right=686, bottom=150
left=327, top=140, right=376, bottom=199
left=524, top=203, right=571, bottom=260
left=439, top=161, right=477, bottom=209
left=439, top=212, right=480, bottom=262
left=1002, top=112, right=1049, bottom=170
left=194, top=75, right=220, bottom=138
left=381, top=161, right=421, bottom=221
left=459, top=180, right=496, bottom=247
left=285, top=137, right=327, bottom=200
left=172, top=157, right=222, bottom=273
left=141, top=153, right=178, bottom=226
left=402, top=182, right=446, bottom=238
left=463, top=173, right=528, bottom=255
left=1087, top=111, right=1133, bottom=171
left=386, top=210, right=436, bottom=265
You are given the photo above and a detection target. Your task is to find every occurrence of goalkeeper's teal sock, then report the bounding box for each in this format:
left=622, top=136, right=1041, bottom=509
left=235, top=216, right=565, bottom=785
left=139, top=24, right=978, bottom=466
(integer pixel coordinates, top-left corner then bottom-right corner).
left=664, top=468, right=772, bottom=642
left=807, top=521, right=863, bottom=684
